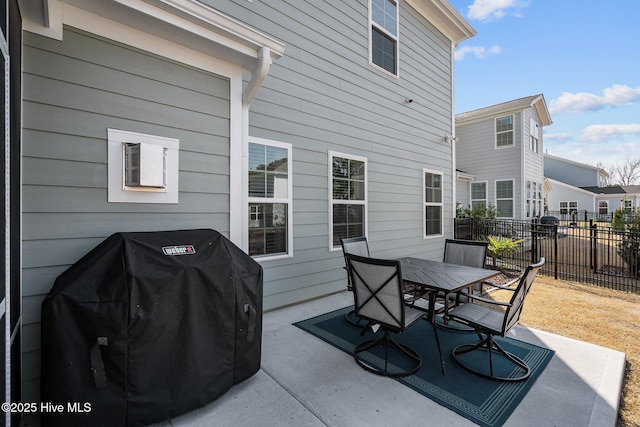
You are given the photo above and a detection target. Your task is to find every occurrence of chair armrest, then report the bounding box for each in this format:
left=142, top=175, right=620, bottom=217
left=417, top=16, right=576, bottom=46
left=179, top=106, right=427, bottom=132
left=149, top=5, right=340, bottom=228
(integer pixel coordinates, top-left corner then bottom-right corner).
left=463, top=293, right=512, bottom=307
left=487, top=282, right=518, bottom=291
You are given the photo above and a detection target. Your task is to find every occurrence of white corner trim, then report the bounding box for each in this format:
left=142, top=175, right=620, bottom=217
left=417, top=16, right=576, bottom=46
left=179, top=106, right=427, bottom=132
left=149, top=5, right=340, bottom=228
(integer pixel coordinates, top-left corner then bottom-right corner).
left=20, top=0, right=63, bottom=40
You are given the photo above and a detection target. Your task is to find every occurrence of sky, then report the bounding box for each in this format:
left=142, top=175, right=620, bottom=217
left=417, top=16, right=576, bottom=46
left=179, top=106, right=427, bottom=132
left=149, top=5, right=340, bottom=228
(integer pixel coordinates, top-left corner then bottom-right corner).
left=448, top=0, right=640, bottom=169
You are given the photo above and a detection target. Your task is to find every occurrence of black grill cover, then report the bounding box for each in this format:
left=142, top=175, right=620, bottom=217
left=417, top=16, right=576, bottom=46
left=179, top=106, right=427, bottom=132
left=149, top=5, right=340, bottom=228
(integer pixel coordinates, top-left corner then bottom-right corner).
left=41, top=229, right=263, bottom=427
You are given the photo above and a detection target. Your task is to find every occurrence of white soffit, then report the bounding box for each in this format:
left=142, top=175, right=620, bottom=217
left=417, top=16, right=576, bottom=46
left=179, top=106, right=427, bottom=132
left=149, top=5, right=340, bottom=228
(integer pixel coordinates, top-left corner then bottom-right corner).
left=405, top=0, right=476, bottom=46
left=19, top=0, right=285, bottom=70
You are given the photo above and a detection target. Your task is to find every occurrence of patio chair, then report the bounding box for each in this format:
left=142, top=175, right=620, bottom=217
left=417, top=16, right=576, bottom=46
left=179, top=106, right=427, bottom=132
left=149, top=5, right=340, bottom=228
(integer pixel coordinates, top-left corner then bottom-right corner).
left=340, top=237, right=370, bottom=326
left=446, top=257, right=545, bottom=382
left=345, top=253, right=425, bottom=377
left=443, top=239, right=489, bottom=302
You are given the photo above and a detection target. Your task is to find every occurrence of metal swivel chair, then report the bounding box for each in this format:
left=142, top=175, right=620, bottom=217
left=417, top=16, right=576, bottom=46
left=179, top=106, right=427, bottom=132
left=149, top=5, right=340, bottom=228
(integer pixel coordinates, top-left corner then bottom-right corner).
left=447, top=258, right=545, bottom=381
left=340, top=237, right=370, bottom=327
left=345, top=253, right=425, bottom=378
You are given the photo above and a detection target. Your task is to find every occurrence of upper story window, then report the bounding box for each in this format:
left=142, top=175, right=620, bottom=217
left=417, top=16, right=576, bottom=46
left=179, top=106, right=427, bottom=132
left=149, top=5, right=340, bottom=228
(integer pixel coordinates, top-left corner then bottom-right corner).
left=529, top=118, right=539, bottom=153
left=471, top=181, right=487, bottom=211
left=330, top=152, right=367, bottom=249
left=370, top=0, right=399, bottom=76
left=248, top=139, right=292, bottom=258
left=495, top=179, right=514, bottom=218
left=424, top=169, right=443, bottom=238
left=495, top=115, right=514, bottom=148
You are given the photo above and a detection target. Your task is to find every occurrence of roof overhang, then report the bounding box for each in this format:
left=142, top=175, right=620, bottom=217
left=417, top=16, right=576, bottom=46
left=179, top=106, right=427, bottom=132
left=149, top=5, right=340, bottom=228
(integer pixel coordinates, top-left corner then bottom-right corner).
left=18, top=0, right=286, bottom=72
left=457, top=94, right=552, bottom=126
left=456, top=170, right=475, bottom=182
left=546, top=178, right=598, bottom=197
left=405, top=0, right=476, bottom=46
left=530, top=95, right=553, bottom=127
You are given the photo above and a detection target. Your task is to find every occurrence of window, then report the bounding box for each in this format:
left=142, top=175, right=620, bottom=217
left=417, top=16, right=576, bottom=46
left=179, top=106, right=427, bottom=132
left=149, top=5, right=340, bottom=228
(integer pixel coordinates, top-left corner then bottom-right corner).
left=495, top=180, right=514, bottom=218
left=470, top=181, right=487, bottom=211
left=526, top=180, right=531, bottom=218
left=598, top=201, right=609, bottom=215
left=623, top=199, right=634, bottom=212
left=559, top=201, right=577, bottom=215
left=370, top=0, right=398, bottom=76
left=529, top=118, right=539, bottom=152
left=495, top=115, right=514, bottom=148
left=526, top=180, right=540, bottom=218
left=248, top=139, right=292, bottom=258
left=424, top=169, right=443, bottom=237
left=330, top=152, right=367, bottom=249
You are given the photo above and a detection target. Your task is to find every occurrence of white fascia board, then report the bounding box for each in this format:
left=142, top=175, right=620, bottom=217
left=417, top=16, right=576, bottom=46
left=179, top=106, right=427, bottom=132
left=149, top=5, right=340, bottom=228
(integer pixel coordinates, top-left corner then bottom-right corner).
left=20, top=0, right=285, bottom=65
left=546, top=178, right=601, bottom=197
left=405, top=0, right=476, bottom=46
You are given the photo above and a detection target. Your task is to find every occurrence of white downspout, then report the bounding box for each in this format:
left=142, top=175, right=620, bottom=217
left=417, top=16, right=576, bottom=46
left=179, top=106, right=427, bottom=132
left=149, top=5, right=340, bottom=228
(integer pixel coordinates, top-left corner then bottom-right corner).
left=243, top=47, right=271, bottom=106
left=450, top=42, right=457, bottom=225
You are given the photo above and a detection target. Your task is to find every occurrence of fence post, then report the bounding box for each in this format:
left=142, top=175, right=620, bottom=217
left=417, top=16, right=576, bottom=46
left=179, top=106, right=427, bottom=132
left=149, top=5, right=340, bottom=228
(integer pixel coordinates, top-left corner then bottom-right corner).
left=553, top=223, right=558, bottom=279
left=530, top=218, right=537, bottom=265
left=590, top=220, right=597, bottom=272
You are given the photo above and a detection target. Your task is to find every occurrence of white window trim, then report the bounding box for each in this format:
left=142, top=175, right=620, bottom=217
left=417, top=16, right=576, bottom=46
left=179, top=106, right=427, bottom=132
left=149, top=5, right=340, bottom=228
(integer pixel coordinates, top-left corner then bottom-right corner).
left=495, top=114, right=514, bottom=149
left=423, top=168, right=444, bottom=239
left=529, top=118, right=540, bottom=153
left=248, top=137, right=293, bottom=261
left=368, top=0, right=400, bottom=78
left=470, top=181, right=487, bottom=210
left=495, top=179, right=515, bottom=218
left=107, top=129, right=179, bottom=204
left=328, top=151, right=368, bottom=251
left=598, top=200, right=609, bottom=214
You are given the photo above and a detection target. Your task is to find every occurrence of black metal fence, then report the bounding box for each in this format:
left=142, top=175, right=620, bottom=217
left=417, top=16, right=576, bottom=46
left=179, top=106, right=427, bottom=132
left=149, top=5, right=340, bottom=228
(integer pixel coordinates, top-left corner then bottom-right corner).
left=455, top=217, right=640, bottom=294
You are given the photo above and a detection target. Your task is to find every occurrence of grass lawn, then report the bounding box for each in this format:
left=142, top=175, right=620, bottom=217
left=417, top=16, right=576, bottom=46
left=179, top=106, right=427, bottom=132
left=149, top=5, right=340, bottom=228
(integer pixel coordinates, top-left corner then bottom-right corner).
left=488, top=274, right=640, bottom=427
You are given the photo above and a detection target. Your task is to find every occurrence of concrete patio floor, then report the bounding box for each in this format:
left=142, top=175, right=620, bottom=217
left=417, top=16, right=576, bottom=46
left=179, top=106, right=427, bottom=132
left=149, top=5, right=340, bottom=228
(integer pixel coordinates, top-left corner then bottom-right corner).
left=156, top=290, right=626, bottom=427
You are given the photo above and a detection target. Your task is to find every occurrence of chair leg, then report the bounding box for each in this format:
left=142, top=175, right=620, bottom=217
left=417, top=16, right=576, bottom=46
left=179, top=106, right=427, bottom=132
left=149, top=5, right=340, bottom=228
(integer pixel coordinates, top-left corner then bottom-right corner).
left=451, top=334, right=531, bottom=382
left=431, top=322, right=445, bottom=375
left=345, top=309, right=366, bottom=327
left=354, top=331, right=422, bottom=378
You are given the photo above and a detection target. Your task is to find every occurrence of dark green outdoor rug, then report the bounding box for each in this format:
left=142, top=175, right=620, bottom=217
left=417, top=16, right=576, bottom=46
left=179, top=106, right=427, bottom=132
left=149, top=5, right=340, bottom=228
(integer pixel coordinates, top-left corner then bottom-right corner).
left=294, top=306, right=555, bottom=427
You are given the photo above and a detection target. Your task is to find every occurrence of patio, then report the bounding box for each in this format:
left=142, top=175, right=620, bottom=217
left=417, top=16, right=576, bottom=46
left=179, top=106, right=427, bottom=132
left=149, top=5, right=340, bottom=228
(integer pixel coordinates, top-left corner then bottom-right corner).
left=157, top=290, right=625, bottom=427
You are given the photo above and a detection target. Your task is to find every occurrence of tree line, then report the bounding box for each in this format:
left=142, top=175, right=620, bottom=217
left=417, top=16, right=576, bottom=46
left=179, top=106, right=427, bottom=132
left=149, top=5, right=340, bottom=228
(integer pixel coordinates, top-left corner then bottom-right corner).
left=597, top=158, right=640, bottom=186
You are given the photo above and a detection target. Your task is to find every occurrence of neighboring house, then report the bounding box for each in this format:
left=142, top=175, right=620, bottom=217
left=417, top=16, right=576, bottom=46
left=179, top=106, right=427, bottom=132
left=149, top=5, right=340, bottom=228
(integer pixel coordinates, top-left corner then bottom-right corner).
left=544, top=153, right=608, bottom=188
left=455, top=95, right=553, bottom=220
left=543, top=154, right=640, bottom=219
left=10, top=0, right=475, bottom=408
left=583, top=185, right=640, bottom=217
left=544, top=154, right=610, bottom=217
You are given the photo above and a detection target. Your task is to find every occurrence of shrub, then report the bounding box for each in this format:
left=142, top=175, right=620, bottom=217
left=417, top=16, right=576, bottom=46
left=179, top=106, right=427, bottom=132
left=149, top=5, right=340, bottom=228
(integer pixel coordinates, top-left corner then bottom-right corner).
left=616, top=211, right=640, bottom=278
left=488, top=236, right=525, bottom=270
left=456, top=203, right=497, bottom=219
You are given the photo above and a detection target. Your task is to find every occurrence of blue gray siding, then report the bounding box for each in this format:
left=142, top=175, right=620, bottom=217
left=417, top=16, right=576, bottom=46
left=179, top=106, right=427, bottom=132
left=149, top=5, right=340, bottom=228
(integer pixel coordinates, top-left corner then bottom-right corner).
left=22, top=28, right=232, bottom=400
left=23, top=1, right=459, bottom=399
left=456, top=113, right=523, bottom=217
left=545, top=156, right=599, bottom=187
left=456, top=106, right=546, bottom=219
left=212, top=1, right=456, bottom=307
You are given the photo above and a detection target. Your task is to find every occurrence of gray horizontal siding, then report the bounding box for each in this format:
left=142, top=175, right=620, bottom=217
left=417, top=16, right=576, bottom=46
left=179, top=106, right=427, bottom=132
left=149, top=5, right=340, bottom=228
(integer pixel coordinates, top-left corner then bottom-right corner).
left=212, top=0, right=455, bottom=308
left=22, top=27, right=232, bottom=400
left=456, top=113, right=523, bottom=217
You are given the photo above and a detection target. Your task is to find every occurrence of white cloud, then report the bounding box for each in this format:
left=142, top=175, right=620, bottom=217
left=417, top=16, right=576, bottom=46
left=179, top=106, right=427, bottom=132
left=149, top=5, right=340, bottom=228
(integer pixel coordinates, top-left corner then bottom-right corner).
left=549, top=84, right=640, bottom=114
left=543, top=132, right=574, bottom=144
left=580, top=124, right=640, bottom=142
left=454, top=45, right=501, bottom=61
left=467, top=0, right=530, bottom=22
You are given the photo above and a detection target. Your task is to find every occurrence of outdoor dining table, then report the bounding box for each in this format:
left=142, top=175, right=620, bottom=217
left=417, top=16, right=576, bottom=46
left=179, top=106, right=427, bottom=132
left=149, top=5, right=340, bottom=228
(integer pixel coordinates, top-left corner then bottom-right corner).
left=399, top=257, right=500, bottom=323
